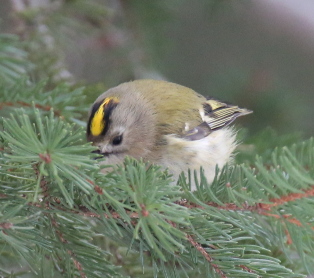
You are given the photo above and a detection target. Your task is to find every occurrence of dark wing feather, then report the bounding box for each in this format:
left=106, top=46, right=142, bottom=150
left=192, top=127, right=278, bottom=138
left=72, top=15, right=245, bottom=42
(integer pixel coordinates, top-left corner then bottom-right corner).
left=183, top=99, right=252, bottom=141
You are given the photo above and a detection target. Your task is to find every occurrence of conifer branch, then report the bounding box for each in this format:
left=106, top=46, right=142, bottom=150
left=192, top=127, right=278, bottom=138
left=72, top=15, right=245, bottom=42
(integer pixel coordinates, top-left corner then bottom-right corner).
left=177, top=184, right=314, bottom=231
left=0, top=101, right=63, bottom=117
left=1, top=106, right=311, bottom=276
left=23, top=197, right=260, bottom=278
left=50, top=215, right=87, bottom=278
left=259, top=185, right=314, bottom=209
left=186, top=234, right=227, bottom=278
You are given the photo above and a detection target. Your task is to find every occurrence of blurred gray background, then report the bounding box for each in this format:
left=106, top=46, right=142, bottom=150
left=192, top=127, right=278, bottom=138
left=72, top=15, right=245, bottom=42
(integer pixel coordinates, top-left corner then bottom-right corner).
left=1, top=0, right=314, bottom=136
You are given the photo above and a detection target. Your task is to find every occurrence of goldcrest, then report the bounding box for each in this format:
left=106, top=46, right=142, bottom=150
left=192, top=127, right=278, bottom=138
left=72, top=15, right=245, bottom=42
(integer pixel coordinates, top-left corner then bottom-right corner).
left=87, top=79, right=252, bottom=190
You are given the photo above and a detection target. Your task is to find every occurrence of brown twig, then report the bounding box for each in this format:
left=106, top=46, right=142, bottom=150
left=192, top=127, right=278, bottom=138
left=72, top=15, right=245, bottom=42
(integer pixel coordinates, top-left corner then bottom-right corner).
left=239, top=265, right=256, bottom=274
left=0, top=101, right=63, bottom=117
left=176, top=185, right=314, bottom=230
left=259, top=185, right=314, bottom=210
left=32, top=162, right=50, bottom=199
left=51, top=215, right=86, bottom=278
left=0, top=222, right=13, bottom=229
left=186, top=234, right=227, bottom=278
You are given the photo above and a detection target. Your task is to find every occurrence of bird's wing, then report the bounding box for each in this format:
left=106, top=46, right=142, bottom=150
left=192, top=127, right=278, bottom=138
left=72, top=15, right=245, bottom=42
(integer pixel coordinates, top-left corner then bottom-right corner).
left=183, top=99, right=252, bottom=141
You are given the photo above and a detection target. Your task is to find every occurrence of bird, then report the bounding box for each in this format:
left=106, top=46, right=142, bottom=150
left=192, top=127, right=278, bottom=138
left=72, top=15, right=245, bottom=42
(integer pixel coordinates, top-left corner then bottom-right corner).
left=86, top=79, right=252, bottom=190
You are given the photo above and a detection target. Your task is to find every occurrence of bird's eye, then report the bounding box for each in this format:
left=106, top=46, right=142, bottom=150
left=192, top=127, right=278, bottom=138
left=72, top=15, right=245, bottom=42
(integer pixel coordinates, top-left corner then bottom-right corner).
left=112, top=135, right=123, bottom=145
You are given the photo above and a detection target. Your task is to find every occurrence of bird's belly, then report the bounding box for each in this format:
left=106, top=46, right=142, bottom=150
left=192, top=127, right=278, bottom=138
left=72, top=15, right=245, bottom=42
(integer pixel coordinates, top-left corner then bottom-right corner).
left=159, top=128, right=237, bottom=190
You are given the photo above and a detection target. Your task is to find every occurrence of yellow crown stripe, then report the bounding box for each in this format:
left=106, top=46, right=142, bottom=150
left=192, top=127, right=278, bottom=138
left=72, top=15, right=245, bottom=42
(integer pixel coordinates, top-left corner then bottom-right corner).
left=90, top=97, right=119, bottom=136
